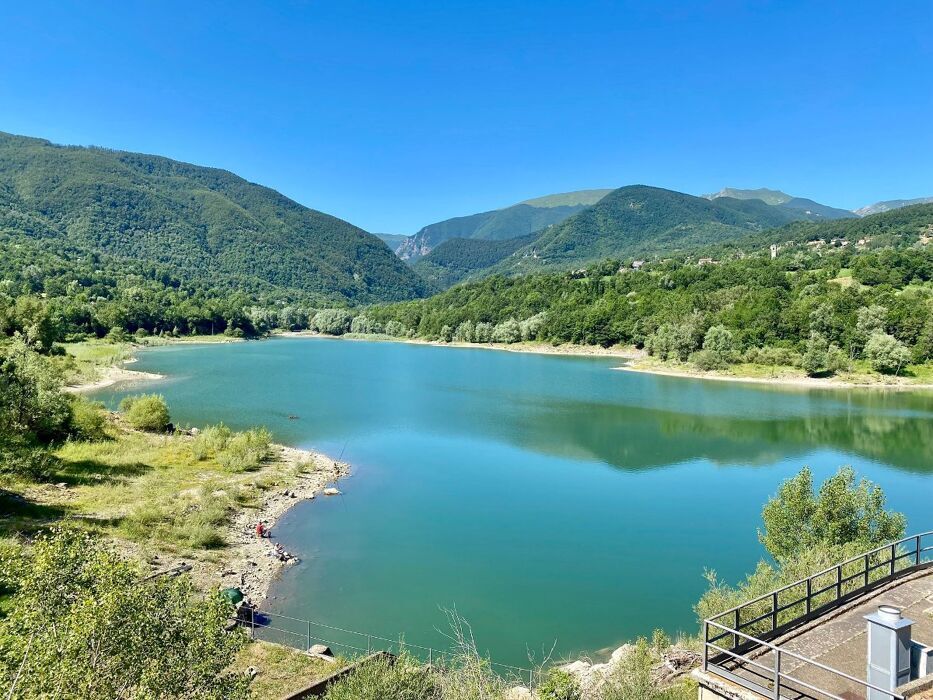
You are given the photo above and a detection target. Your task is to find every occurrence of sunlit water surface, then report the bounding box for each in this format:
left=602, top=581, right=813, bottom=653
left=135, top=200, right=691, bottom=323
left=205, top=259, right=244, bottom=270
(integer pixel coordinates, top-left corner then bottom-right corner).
left=94, top=338, right=933, bottom=667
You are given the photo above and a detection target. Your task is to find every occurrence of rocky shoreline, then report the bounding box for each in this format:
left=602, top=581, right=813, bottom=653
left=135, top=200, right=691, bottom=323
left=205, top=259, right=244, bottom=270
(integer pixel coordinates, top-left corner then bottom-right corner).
left=216, top=444, right=349, bottom=604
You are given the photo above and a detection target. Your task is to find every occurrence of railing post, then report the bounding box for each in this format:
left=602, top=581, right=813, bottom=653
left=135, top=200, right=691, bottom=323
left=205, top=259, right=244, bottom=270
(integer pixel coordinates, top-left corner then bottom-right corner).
left=772, top=591, right=779, bottom=632
left=367, top=634, right=372, bottom=653
left=890, top=543, right=896, bottom=576
left=773, top=648, right=781, bottom=700
left=702, top=622, right=709, bottom=670
left=734, top=609, right=741, bottom=649
left=805, top=577, right=812, bottom=615
left=307, top=620, right=311, bottom=651
left=250, top=607, right=255, bottom=639
left=835, top=565, right=842, bottom=600
left=918, top=535, right=923, bottom=566
left=864, top=553, right=869, bottom=586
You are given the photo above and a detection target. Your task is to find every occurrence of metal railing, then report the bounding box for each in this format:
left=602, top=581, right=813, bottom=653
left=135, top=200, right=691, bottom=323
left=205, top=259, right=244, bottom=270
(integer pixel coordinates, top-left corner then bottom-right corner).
left=705, top=620, right=905, bottom=700
left=240, top=608, right=536, bottom=685
left=702, top=531, right=933, bottom=699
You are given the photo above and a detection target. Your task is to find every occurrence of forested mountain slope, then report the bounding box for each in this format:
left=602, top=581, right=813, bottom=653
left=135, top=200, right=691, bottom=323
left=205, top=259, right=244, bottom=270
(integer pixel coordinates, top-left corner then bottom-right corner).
left=396, top=189, right=611, bottom=260
left=0, top=131, right=425, bottom=302
left=488, top=185, right=812, bottom=275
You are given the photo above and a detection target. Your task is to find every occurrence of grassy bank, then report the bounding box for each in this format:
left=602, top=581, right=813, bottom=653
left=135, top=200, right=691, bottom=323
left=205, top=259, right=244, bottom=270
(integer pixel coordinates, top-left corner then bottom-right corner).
left=624, top=355, right=933, bottom=389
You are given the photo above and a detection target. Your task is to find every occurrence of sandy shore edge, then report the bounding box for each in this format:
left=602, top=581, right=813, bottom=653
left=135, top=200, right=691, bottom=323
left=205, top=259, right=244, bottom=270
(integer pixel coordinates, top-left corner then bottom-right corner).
left=275, top=330, right=642, bottom=359
left=616, top=363, right=933, bottom=391
left=65, top=362, right=165, bottom=393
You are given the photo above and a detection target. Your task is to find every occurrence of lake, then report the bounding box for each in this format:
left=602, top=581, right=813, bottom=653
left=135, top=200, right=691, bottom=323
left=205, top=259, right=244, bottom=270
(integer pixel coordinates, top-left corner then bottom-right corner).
left=93, top=337, right=933, bottom=668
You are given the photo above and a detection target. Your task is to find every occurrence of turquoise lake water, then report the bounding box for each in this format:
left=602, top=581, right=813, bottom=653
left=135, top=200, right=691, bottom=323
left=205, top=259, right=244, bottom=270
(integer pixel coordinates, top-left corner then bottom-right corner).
left=93, top=337, right=933, bottom=668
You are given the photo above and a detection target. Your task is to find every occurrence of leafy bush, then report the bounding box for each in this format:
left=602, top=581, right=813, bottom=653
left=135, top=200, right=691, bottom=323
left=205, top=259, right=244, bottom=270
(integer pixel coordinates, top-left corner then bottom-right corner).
left=69, top=396, right=107, bottom=440
left=492, top=319, right=521, bottom=344
left=691, top=349, right=725, bottom=371
left=701, top=325, right=736, bottom=365
left=119, top=394, right=171, bottom=432
left=0, top=528, right=248, bottom=698
left=473, top=322, right=494, bottom=343
left=760, top=466, right=905, bottom=562
left=538, top=668, right=581, bottom=700
left=190, top=423, right=234, bottom=461
left=646, top=321, right=698, bottom=362
left=864, top=332, right=911, bottom=374
left=0, top=337, right=72, bottom=445
left=697, top=466, right=906, bottom=628
left=312, top=309, right=353, bottom=336
left=215, top=427, right=272, bottom=472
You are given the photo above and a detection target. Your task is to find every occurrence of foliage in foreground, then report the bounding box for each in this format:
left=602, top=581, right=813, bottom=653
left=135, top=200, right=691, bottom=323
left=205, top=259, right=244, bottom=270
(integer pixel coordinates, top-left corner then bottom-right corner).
left=696, top=465, right=907, bottom=623
left=0, top=528, right=249, bottom=699
left=120, top=393, right=172, bottom=432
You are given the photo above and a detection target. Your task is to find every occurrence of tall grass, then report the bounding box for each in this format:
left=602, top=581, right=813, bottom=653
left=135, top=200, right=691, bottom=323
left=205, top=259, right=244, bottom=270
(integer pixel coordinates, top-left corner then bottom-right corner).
left=191, top=424, right=273, bottom=472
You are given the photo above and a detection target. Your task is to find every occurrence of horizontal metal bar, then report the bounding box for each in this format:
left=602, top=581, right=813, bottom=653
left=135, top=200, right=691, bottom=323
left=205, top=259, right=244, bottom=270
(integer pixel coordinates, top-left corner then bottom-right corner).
left=708, top=532, right=932, bottom=619
left=705, top=621, right=906, bottom=698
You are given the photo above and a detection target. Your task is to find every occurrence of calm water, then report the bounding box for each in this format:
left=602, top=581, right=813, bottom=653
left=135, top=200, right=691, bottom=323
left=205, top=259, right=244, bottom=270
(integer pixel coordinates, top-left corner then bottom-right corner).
left=94, top=338, right=933, bottom=667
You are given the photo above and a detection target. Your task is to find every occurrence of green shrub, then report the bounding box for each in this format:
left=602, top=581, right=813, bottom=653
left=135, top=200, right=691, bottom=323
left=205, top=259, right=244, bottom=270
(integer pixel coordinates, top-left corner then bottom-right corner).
left=865, top=332, right=911, bottom=375
left=216, top=427, right=272, bottom=472
left=323, top=652, right=438, bottom=700
left=538, top=668, right=581, bottom=700
left=691, top=349, right=725, bottom=371
left=190, top=423, right=233, bottom=460
left=119, top=394, right=171, bottom=432
left=69, top=396, right=107, bottom=440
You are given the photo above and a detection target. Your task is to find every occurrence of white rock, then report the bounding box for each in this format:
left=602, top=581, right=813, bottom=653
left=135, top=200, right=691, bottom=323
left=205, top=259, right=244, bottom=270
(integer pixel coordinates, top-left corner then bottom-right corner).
left=323, top=487, right=341, bottom=496
left=503, top=687, right=535, bottom=700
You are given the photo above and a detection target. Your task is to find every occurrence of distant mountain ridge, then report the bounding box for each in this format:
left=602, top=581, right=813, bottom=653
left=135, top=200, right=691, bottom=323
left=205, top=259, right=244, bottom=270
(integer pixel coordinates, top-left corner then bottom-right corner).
left=489, top=185, right=812, bottom=275
left=702, top=187, right=793, bottom=205
left=703, top=186, right=855, bottom=220
left=396, top=189, right=612, bottom=261
left=855, top=197, right=933, bottom=217
left=0, top=131, right=426, bottom=302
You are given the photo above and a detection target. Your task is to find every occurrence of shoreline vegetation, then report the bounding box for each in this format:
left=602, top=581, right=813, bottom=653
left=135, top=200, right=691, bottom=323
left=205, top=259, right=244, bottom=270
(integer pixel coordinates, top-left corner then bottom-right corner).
left=0, top=336, right=919, bottom=698
left=276, top=330, right=933, bottom=390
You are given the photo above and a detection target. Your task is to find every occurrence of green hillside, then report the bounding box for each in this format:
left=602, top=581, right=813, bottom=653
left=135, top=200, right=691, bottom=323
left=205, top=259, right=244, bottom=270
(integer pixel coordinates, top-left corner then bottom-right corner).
left=0, top=131, right=425, bottom=302
left=705, top=202, right=933, bottom=258
left=855, top=196, right=933, bottom=217
left=777, top=197, right=856, bottom=220
left=397, top=190, right=609, bottom=261
left=703, top=187, right=855, bottom=220
left=518, top=189, right=612, bottom=208
left=491, top=185, right=808, bottom=274
left=412, top=233, right=539, bottom=289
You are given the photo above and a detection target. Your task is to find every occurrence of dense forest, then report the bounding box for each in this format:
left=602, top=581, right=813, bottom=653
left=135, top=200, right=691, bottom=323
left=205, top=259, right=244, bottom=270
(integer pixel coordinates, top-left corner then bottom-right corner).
left=0, top=132, right=425, bottom=303
left=358, top=225, right=933, bottom=376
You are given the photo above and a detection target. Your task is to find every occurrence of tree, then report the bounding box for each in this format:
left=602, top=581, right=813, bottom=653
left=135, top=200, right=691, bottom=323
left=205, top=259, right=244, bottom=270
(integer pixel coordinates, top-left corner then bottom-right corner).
left=759, top=466, right=906, bottom=562
left=801, top=332, right=828, bottom=376
left=120, top=394, right=171, bottom=432
left=854, top=305, right=887, bottom=355
left=702, top=325, right=736, bottom=365
left=492, top=319, right=521, bottom=344
left=311, top=309, right=352, bottom=336
left=0, top=336, right=72, bottom=446
left=864, top=332, right=911, bottom=375
left=0, top=528, right=249, bottom=699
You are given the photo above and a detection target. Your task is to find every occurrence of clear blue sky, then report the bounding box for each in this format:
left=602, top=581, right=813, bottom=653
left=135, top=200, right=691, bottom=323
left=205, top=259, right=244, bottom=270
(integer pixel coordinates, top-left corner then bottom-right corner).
left=2, top=1, right=931, bottom=233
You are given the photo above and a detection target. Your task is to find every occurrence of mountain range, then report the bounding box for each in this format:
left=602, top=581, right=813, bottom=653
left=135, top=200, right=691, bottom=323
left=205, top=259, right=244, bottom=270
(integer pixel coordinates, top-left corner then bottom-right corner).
left=412, top=185, right=845, bottom=287
left=0, top=131, right=425, bottom=302
left=854, top=197, right=933, bottom=217
left=394, top=189, right=612, bottom=261
left=2, top=130, right=930, bottom=303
